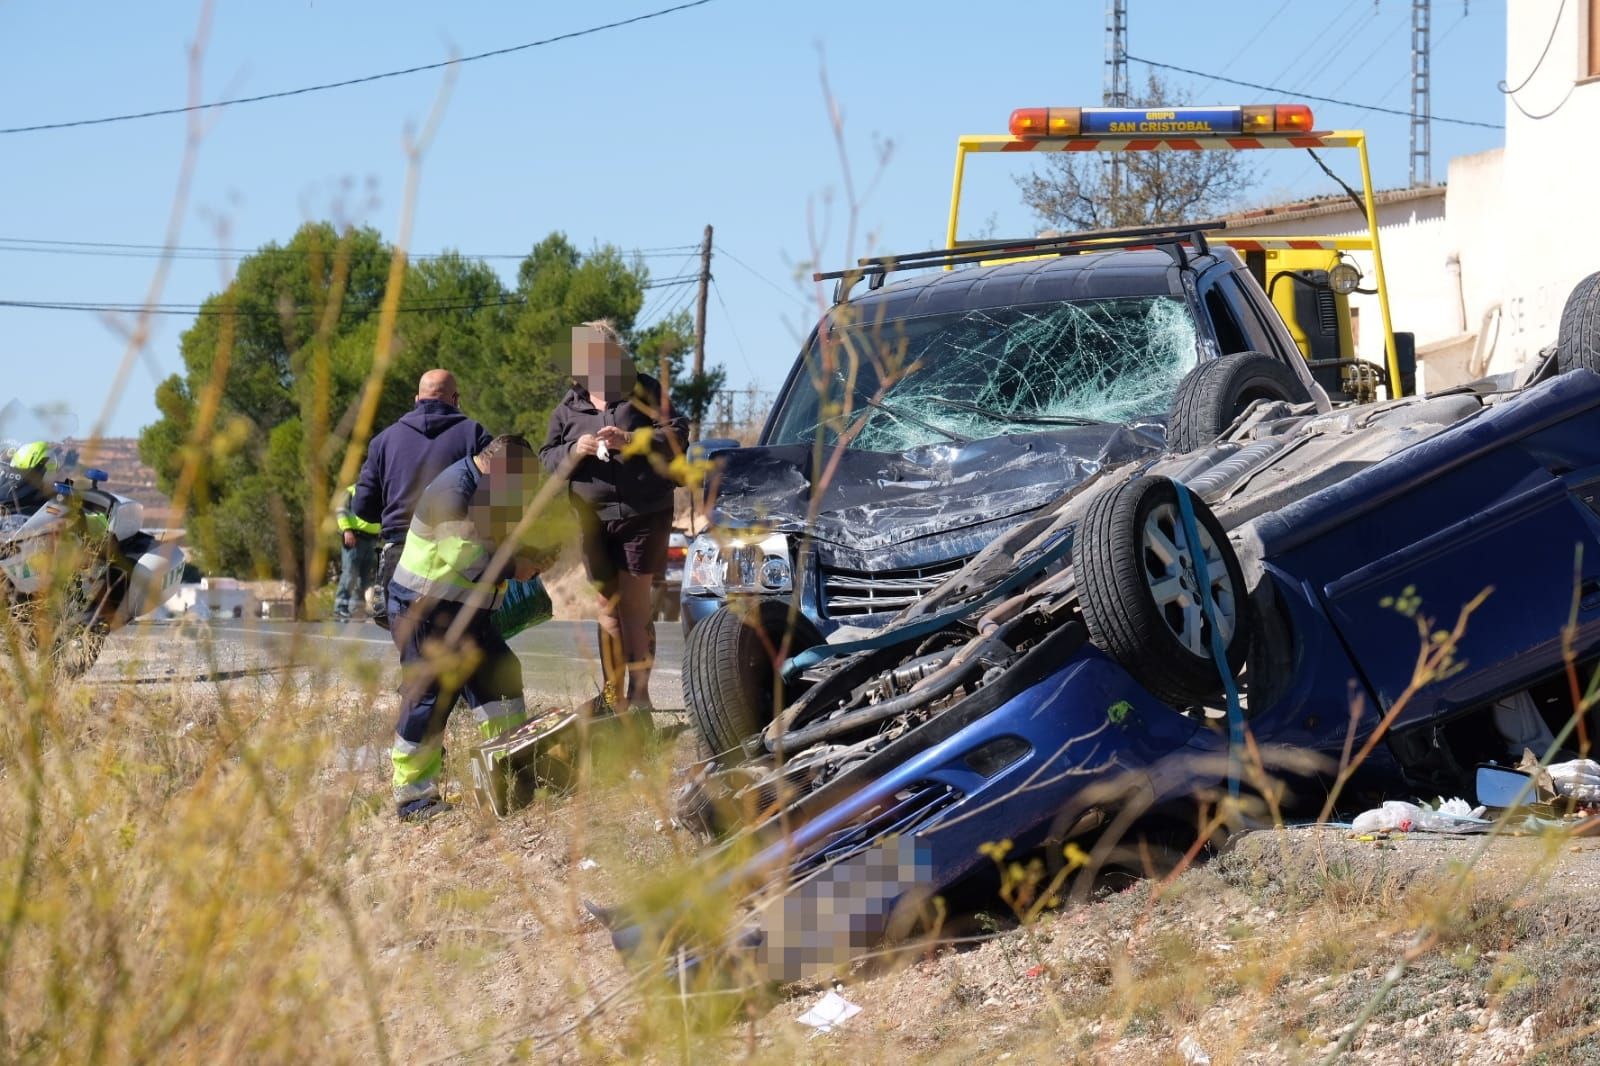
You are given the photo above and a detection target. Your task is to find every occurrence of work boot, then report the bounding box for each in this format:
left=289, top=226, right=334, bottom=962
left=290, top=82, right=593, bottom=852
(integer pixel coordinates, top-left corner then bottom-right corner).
left=396, top=795, right=451, bottom=822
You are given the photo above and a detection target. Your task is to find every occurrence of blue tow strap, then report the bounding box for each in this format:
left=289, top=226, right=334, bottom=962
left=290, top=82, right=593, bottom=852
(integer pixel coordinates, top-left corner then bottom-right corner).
left=1173, top=480, right=1245, bottom=799
left=779, top=527, right=1076, bottom=682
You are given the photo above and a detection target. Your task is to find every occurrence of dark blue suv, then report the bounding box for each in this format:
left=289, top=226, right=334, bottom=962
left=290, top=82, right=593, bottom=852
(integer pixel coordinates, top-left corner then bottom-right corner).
left=680, top=230, right=1327, bottom=732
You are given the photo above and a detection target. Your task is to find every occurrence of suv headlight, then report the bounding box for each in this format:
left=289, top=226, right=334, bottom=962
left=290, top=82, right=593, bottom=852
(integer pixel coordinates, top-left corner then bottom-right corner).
left=684, top=531, right=792, bottom=595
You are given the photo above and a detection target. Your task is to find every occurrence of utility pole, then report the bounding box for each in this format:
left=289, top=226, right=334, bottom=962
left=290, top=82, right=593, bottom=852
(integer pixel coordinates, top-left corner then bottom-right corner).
left=1410, top=0, right=1432, bottom=186
left=1104, top=0, right=1130, bottom=198
left=691, top=223, right=713, bottom=442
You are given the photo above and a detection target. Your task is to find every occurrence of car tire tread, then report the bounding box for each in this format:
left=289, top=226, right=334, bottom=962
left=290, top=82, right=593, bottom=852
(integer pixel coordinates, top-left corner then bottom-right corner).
left=1168, top=351, right=1311, bottom=453
left=1558, top=271, right=1600, bottom=377
left=683, top=599, right=819, bottom=762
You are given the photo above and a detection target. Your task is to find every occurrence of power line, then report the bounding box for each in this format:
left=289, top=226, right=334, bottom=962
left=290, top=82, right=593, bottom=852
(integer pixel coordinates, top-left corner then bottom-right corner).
left=709, top=275, right=755, bottom=378
left=1125, top=53, right=1504, bottom=129
left=0, top=296, right=523, bottom=317
left=1195, top=0, right=1295, bottom=96
left=1280, top=9, right=1475, bottom=191
left=713, top=244, right=808, bottom=307
left=0, top=236, right=700, bottom=262
left=1, top=278, right=697, bottom=317
left=1500, top=0, right=1568, bottom=95
left=639, top=275, right=699, bottom=289
left=1499, top=0, right=1575, bottom=120
left=0, top=0, right=716, bottom=136
left=1305, top=4, right=1386, bottom=90
left=1323, top=10, right=1411, bottom=99
left=1268, top=0, right=1361, bottom=87
left=656, top=279, right=698, bottom=322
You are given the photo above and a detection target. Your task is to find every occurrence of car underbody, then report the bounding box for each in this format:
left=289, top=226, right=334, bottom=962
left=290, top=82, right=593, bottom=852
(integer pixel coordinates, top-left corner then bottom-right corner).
left=625, top=362, right=1600, bottom=982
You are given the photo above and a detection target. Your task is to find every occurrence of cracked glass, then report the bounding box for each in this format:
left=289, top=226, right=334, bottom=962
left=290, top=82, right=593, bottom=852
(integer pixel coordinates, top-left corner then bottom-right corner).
left=768, top=296, right=1201, bottom=451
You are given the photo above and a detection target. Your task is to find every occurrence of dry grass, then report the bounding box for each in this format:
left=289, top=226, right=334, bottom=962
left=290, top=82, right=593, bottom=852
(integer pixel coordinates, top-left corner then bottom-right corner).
left=7, top=624, right=1600, bottom=1066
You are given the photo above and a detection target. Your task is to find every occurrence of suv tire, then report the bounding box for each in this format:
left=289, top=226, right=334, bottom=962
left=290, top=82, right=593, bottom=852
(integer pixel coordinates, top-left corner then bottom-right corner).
left=1073, top=476, right=1250, bottom=707
left=1167, top=351, right=1311, bottom=452
left=684, top=598, right=821, bottom=761
left=1558, top=271, right=1600, bottom=376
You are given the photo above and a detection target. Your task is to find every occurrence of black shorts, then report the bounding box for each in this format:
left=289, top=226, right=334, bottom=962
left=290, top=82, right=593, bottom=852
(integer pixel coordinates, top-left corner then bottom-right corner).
left=579, top=510, right=671, bottom=588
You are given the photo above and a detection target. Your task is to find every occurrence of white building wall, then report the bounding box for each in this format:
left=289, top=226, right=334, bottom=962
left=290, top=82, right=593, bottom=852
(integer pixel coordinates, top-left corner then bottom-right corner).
left=1225, top=194, right=1454, bottom=367
left=1495, top=0, right=1600, bottom=372
left=1223, top=2, right=1600, bottom=391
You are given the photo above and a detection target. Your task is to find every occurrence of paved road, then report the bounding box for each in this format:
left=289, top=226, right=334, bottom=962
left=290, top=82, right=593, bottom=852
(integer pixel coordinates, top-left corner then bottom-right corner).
left=95, top=617, right=687, bottom=709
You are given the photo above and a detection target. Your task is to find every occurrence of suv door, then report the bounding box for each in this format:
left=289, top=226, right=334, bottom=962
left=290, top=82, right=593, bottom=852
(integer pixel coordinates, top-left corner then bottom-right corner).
left=1199, top=266, right=1328, bottom=409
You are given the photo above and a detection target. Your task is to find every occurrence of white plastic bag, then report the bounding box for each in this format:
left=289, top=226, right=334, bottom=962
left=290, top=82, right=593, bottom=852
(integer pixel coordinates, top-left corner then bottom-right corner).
left=1547, top=759, right=1600, bottom=801
left=1350, top=798, right=1489, bottom=834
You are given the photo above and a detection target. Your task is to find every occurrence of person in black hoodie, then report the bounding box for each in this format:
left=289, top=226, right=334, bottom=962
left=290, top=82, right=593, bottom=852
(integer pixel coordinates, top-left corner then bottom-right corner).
left=353, top=369, right=492, bottom=628
left=540, top=321, right=687, bottom=713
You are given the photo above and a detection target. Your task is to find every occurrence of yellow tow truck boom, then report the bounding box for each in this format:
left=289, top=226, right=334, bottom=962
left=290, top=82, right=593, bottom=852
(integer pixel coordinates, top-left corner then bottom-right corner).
left=945, top=104, right=1405, bottom=396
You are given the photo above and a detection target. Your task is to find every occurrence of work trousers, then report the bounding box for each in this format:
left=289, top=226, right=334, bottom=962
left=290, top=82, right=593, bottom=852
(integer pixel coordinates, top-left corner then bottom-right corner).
left=386, top=582, right=526, bottom=803
left=334, top=534, right=378, bottom=619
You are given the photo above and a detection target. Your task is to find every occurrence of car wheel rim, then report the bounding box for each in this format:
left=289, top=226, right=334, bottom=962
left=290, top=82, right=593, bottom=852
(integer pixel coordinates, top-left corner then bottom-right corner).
left=1142, top=501, right=1236, bottom=657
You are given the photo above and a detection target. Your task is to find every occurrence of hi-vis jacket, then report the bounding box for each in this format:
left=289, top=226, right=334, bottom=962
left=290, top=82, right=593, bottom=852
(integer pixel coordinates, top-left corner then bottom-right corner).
left=335, top=484, right=381, bottom=537
left=393, top=457, right=518, bottom=606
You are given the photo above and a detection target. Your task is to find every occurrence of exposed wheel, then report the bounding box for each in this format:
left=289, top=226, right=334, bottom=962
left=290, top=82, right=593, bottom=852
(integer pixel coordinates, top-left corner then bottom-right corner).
left=683, top=598, right=821, bottom=762
left=1167, top=351, right=1311, bottom=452
left=1557, top=271, right=1600, bottom=376
left=1073, top=476, right=1250, bottom=706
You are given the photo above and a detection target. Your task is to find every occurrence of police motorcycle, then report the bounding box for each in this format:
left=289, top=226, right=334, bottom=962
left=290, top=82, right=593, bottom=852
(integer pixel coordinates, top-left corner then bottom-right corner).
left=0, top=466, right=184, bottom=677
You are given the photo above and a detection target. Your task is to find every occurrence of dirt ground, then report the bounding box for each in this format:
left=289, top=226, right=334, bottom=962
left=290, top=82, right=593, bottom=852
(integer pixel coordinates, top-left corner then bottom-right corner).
left=13, top=663, right=1600, bottom=1064
left=333, top=684, right=1600, bottom=1064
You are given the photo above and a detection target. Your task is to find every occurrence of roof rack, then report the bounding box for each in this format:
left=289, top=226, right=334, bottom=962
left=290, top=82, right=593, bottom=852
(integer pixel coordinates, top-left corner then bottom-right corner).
left=813, top=220, right=1228, bottom=304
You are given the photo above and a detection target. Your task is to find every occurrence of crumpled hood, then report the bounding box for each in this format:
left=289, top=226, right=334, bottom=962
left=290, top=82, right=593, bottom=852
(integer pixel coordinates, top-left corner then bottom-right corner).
left=711, top=424, right=1167, bottom=554
left=397, top=399, right=475, bottom=440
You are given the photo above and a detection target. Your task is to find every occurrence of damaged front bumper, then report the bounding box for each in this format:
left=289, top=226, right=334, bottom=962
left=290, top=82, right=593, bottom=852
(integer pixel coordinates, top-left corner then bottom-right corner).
left=607, top=637, right=1211, bottom=982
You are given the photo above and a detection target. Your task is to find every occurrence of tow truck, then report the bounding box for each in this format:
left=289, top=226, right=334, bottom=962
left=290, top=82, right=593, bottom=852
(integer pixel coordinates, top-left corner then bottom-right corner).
left=598, top=107, right=1600, bottom=986
left=947, top=103, right=1412, bottom=401
left=680, top=103, right=1414, bottom=756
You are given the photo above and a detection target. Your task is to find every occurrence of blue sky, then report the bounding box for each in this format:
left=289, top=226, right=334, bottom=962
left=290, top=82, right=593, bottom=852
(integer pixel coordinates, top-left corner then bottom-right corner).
left=0, top=0, right=1508, bottom=440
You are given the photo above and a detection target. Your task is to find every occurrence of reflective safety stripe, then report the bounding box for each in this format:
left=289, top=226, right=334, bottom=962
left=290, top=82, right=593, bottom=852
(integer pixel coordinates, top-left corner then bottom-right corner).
left=337, top=512, right=381, bottom=535
left=393, top=777, right=441, bottom=804
left=474, top=696, right=527, bottom=740
left=391, top=733, right=443, bottom=790
left=394, top=516, right=499, bottom=605
left=336, top=485, right=381, bottom=536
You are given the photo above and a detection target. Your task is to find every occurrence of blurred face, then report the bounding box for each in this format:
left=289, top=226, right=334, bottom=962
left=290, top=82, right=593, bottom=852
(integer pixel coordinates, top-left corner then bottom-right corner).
left=572, top=327, right=635, bottom=403
left=478, top=448, right=537, bottom=527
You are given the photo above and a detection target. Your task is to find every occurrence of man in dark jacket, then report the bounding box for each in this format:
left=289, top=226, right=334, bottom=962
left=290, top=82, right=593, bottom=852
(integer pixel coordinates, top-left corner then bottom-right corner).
left=353, top=369, right=492, bottom=628
left=540, top=321, right=687, bottom=713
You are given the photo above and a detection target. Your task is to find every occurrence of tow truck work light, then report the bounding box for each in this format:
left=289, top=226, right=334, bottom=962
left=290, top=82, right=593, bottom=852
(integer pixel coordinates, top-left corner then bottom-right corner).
left=1008, top=104, right=1314, bottom=138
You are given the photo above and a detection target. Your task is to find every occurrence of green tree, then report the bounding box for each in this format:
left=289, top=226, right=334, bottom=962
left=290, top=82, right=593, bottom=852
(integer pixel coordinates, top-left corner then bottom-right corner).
left=140, top=222, right=409, bottom=600
left=1016, top=73, right=1256, bottom=231
left=139, top=225, right=696, bottom=598
left=462, top=234, right=651, bottom=440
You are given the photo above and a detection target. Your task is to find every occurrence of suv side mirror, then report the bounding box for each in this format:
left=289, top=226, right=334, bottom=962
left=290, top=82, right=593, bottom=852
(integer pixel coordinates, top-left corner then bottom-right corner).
left=688, top=438, right=740, bottom=462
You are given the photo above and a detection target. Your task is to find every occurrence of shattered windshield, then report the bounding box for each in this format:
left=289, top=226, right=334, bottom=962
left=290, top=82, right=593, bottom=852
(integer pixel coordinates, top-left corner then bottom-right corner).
left=767, top=296, right=1200, bottom=451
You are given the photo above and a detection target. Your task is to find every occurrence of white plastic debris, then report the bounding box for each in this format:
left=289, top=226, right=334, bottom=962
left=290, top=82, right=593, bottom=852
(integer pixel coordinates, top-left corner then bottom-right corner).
left=1547, top=759, right=1600, bottom=801
left=796, top=990, right=861, bottom=1034
left=1351, top=798, right=1489, bottom=834
left=577, top=858, right=599, bottom=871
left=1179, top=1034, right=1212, bottom=1065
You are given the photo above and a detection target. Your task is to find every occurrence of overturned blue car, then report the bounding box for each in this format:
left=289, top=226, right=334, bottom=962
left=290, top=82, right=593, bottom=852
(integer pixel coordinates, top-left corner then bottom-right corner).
left=611, top=267, right=1600, bottom=983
